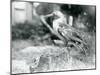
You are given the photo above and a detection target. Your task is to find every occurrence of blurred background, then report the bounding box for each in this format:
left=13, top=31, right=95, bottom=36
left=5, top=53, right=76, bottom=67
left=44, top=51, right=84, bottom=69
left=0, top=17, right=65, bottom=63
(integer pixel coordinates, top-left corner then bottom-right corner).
left=11, top=1, right=96, bottom=41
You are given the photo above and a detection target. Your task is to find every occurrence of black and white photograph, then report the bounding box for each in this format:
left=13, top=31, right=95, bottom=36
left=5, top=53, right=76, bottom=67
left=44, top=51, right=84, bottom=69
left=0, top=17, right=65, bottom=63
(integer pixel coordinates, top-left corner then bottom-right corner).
left=11, top=0, right=96, bottom=74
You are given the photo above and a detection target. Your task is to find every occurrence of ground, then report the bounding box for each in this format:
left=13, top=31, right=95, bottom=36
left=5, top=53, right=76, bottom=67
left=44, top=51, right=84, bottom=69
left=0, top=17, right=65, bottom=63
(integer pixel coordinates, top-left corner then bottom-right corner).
left=12, top=33, right=96, bottom=74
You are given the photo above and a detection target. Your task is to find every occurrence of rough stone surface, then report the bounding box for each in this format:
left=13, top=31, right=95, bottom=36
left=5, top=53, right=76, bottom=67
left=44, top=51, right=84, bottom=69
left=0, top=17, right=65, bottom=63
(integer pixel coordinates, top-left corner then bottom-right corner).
left=12, top=46, right=95, bottom=74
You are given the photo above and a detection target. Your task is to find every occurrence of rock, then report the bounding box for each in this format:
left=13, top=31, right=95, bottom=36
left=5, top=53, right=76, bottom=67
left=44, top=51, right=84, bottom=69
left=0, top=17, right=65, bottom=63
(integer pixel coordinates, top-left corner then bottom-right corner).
left=12, top=46, right=95, bottom=73
left=17, top=46, right=69, bottom=73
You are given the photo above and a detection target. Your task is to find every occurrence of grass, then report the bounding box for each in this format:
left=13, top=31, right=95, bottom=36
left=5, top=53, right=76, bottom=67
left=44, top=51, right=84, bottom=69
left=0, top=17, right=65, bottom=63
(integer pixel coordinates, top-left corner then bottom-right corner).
left=12, top=32, right=96, bottom=74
